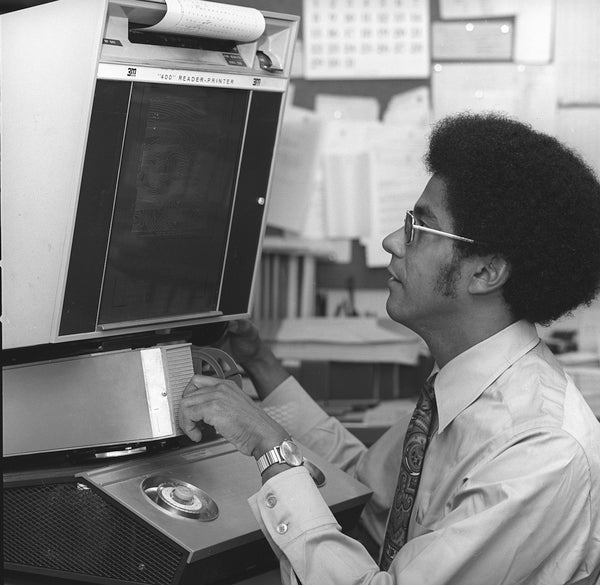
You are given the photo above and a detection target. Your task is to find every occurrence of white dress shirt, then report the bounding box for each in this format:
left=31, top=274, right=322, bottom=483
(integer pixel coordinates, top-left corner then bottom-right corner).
left=248, top=320, right=600, bottom=585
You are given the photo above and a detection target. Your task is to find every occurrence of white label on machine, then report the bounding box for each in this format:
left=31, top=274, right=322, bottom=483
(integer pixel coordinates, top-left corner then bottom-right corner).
left=97, top=63, right=287, bottom=92
left=141, top=348, right=174, bottom=438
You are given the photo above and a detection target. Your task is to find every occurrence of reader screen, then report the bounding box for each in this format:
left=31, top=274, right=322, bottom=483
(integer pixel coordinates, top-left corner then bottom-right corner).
left=98, top=81, right=249, bottom=325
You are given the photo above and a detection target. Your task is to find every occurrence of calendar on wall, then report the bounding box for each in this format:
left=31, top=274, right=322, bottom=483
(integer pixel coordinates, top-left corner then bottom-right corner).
left=303, top=0, right=430, bottom=79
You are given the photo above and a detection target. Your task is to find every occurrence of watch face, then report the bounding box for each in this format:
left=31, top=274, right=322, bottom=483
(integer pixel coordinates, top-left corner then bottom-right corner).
left=280, top=439, right=303, bottom=467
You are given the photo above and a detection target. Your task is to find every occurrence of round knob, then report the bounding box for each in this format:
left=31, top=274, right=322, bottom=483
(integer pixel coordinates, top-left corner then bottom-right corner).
left=172, top=486, right=194, bottom=505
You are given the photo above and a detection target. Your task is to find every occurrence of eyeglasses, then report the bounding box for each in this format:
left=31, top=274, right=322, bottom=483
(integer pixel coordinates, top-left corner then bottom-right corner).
left=404, top=210, right=479, bottom=245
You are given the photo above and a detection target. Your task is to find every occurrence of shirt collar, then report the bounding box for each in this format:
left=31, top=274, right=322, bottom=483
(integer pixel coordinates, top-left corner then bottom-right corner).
left=432, top=320, right=541, bottom=433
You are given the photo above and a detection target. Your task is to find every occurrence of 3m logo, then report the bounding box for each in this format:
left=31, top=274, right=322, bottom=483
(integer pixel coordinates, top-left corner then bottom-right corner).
left=252, top=78, right=261, bottom=86
left=127, top=67, right=137, bottom=77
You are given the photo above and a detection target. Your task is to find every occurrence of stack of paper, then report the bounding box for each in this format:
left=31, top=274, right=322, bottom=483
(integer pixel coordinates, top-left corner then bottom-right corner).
left=258, top=317, right=425, bottom=365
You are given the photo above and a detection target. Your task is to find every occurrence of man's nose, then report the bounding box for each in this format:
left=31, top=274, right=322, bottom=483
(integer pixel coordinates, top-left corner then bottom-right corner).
left=382, top=226, right=405, bottom=257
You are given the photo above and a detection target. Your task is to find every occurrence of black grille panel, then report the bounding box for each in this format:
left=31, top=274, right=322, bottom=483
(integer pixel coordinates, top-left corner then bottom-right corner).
left=4, top=481, right=185, bottom=585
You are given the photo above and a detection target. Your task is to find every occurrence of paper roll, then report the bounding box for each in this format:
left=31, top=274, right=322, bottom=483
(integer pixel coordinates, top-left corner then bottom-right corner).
left=142, top=0, right=266, bottom=43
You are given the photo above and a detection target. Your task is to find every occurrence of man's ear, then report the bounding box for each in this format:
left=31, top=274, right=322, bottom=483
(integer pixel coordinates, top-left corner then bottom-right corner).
left=467, top=255, right=510, bottom=295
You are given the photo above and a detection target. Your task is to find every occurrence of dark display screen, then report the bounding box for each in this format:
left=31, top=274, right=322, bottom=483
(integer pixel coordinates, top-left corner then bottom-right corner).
left=97, top=82, right=249, bottom=325
left=60, top=79, right=281, bottom=337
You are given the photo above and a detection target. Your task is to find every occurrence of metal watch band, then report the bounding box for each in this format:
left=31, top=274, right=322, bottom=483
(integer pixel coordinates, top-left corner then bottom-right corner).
left=256, top=446, right=284, bottom=475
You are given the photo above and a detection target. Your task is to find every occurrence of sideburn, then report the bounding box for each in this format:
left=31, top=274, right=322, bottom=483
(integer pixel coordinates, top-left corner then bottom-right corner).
left=434, top=250, right=463, bottom=298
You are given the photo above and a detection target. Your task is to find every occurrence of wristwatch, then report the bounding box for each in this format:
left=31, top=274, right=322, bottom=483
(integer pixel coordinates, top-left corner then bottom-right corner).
left=256, top=438, right=304, bottom=475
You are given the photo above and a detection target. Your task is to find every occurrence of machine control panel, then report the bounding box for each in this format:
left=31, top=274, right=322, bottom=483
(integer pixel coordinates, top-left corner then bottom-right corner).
left=142, top=475, right=219, bottom=520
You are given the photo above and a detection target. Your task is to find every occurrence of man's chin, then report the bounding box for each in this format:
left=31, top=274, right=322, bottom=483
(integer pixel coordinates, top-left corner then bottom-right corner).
left=385, top=302, right=409, bottom=326
left=384, top=307, right=420, bottom=335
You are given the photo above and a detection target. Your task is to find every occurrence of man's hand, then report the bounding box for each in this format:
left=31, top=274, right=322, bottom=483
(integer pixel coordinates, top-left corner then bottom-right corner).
left=223, top=320, right=289, bottom=401
left=178, top=374, right=288, bottom=458
left=226, top=319, right=267, bottom=366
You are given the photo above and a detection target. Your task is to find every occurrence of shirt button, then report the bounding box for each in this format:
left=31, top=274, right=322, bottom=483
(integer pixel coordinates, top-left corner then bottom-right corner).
left=265, top=494, right=277, bottom=508
left=276, top=522, right=288, bottom=534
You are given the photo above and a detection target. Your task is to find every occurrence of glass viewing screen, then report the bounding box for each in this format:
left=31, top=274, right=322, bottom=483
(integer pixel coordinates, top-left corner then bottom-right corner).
left=98, top=83, right=249, bottom=325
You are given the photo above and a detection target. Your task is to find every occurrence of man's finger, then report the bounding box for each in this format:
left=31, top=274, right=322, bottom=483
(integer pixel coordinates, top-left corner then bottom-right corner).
left=178, top=404, right=204, bottom=442
left=178, top=394, right=213, bottom=442
left=181, top=421, right=203, bottom=442
left=182, top=374, right=223, bottom=397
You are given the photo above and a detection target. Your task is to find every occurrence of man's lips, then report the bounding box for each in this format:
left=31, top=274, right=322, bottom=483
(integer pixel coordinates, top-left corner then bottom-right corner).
left=387, top=267, right=402, bottom=284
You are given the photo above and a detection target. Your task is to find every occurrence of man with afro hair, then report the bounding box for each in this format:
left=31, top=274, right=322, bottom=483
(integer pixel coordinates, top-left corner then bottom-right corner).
left=180, top=112, right=600, bottom=584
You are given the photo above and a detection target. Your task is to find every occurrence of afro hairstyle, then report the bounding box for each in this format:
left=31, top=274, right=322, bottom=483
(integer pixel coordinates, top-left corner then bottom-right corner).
left=425, top=112, right=600, bottom=325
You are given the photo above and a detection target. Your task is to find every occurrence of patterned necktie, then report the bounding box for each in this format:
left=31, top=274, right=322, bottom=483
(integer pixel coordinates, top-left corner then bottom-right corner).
left=379, top=376, right=437, bottom=571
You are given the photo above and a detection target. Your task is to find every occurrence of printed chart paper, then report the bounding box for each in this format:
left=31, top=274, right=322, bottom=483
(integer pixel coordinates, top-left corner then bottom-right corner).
left=140, top=0, right=265, bottom=42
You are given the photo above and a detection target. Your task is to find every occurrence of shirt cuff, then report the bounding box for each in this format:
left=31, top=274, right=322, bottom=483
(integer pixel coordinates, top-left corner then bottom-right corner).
left=248, top=466, right=340, bottom=551
left=261, top=376, right=330, bottom=438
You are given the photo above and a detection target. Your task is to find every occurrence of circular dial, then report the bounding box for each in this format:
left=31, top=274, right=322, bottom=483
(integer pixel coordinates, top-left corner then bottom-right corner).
left=157, top=484, right=204, bottom=514
left=280, top=439, right=303, bottom=467
left=142, top=475, right=219, bottom=521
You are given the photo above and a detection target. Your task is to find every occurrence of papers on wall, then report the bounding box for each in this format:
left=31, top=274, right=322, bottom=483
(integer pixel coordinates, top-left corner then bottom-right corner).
left=514, top=0, right=553, bottom=65
left=300, top=165, right=328, bottom=240
left=362, top=124, right=430, bottom=268
left=301, top=97, right=378, bottom=244
left=383, top=86, right=430, bottom=127
left=315, top=94, right=380, bottom=121
left=319, top=121, right=373, bottom=239
left=432, top=20, right=512, bottom=61
left=431, top=63, right=557, bottom=134
left=267, top=87, right=431, bottom=267
left=302, top=0, right=430, bottom=80
left=267, top=106, right=324, bottom=234
left=557, top=107, right=600, bottom=179
left=438, top=0, right=553, bottom=64
left=323, top=150, right=371, bottom=239
left=555, top=0, right=600, bottom=105
left=311, top=89, right=431, bottom=267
